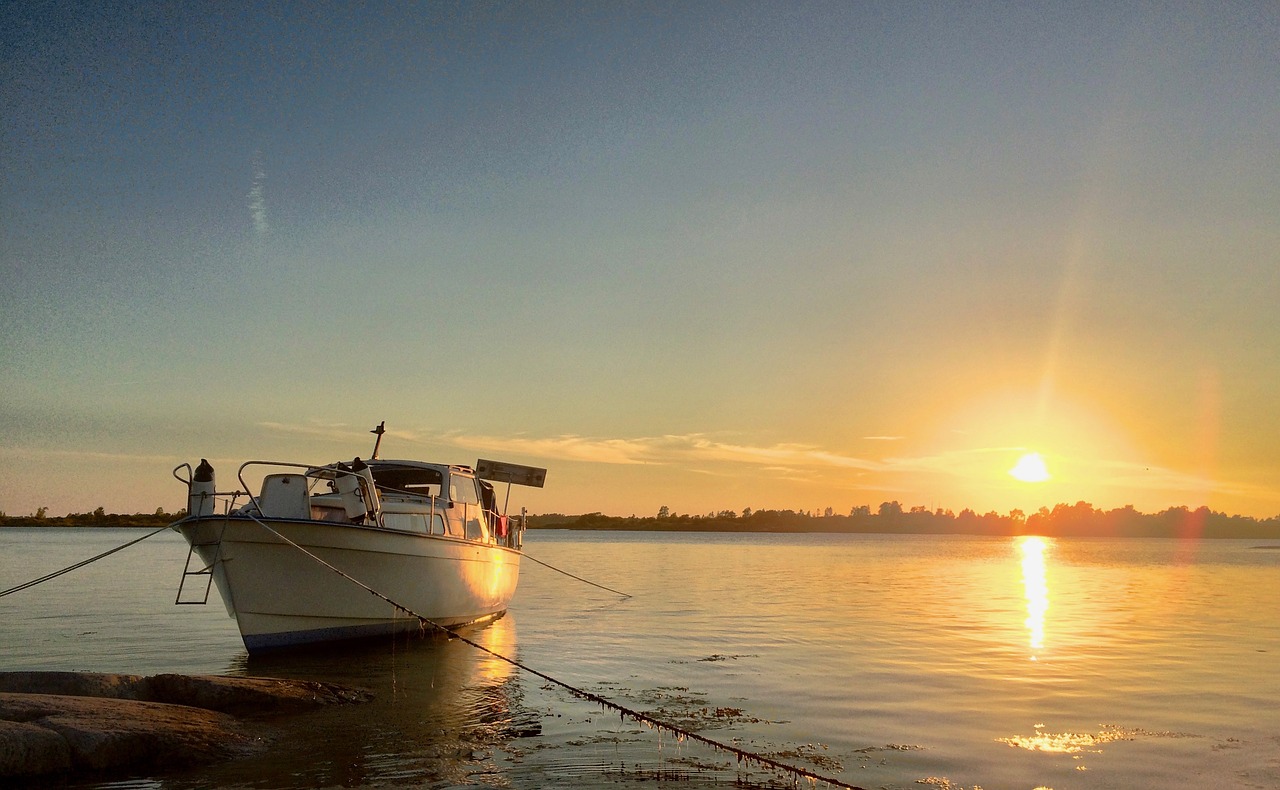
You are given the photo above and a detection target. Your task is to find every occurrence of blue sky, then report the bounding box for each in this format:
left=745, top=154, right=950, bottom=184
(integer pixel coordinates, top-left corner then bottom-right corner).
left=3, top=2, right=1278, bottom=518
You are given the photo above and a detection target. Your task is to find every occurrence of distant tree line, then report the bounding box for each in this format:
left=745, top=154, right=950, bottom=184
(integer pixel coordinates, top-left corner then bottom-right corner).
left=5, top=501, right=1277, bottom=538
left=0, top=507, right=185, bottom=528
left=528, top=501, right=1280, bottom=539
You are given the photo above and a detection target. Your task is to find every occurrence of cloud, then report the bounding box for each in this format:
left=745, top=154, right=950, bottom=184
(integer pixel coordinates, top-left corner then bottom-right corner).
left=258, top=421, right=425, bottom=448
left=1088, top=458, right=1249, bottom=497
left=249, top=423, right=1280, bottom=506
left=259, top=421, right=359, bottom=440
left=0, top=447, right=184, bottom=465
left=878, top=446, right=1024, bottom=474
left=433, top=431, right=885, bottom=472
left=253, top=424, right=945, bottom=478
left=248, top=150, right=268, bottom=235
left=439, top=433, right=658, bottom=465
left=254, top=423, right=885, bottom=471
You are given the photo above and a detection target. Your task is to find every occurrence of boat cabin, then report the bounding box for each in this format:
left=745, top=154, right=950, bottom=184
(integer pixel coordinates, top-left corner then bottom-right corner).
left=244, top=458, right=522, bottom=549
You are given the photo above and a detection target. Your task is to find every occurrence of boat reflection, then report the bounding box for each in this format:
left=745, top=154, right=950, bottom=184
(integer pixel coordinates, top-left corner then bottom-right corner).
left=1018, top=536, right=1050, bottom=658
left=170, top=614, right=538, bottom=788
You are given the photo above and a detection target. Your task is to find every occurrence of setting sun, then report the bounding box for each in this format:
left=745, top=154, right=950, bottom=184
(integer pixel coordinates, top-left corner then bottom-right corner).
left=1009, top=452, right=1051, bottom=483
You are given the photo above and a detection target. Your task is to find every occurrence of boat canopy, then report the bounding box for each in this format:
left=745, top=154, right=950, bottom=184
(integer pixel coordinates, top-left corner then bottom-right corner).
left=475, top=459, right=547, bottom=488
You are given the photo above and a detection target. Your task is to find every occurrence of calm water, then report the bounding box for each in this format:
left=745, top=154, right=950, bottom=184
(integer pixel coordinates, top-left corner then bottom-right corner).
left=2, top=527, right=1278, bottom=789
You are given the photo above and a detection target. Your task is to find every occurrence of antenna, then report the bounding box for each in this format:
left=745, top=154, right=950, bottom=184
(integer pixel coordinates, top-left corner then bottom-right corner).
left=370, top=421, right=386, bottom=459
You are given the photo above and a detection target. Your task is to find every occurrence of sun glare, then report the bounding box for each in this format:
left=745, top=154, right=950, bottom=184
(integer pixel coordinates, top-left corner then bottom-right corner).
left=1009, top=452, right=1051, bottom=483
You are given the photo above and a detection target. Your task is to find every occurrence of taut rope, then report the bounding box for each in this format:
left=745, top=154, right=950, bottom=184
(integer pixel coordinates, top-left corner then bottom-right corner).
left=520, top=551, right=632, bottom=598
left=0, top=523, right=175, bottom=598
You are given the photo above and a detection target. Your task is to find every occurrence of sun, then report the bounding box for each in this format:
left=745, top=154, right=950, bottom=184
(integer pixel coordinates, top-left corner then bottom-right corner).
left=1009, top=452, right=1051, bottom=483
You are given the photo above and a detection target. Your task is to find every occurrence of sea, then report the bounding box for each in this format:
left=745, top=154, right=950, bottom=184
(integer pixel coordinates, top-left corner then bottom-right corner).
left=2, top=527, right=1278, bottom=790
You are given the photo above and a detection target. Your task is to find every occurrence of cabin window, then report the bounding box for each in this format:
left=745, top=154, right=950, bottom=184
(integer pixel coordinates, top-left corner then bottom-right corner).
left=381, top=513, right=427, bottom=532
left=447, top=474, right=487, bottom=541
left=444, top=514, right=463, bottom=537
left=449, top=474, right=480, bottom=505
left=310, top=505, right=347, bottom=522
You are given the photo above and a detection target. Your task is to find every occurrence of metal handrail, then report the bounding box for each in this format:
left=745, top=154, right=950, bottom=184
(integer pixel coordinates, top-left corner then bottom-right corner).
left=180, top=459, right=519, bottom=548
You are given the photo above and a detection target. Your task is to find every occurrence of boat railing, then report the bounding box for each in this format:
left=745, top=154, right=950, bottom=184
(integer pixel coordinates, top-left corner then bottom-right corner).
left=484, top=506, right=526, bottom=550
left=177, top=459, right=521, bottom=548
left=236, top=460, right=380, bottom=525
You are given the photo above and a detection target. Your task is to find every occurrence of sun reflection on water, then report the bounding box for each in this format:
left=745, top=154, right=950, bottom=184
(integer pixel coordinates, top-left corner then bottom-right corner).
left=474, top=611, right=517, bottom=685
left=1019, top=536, right=1050, bottom=658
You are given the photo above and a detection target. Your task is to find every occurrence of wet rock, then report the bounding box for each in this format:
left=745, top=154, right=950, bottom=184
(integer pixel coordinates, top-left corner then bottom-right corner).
left=141, top=673, right=372, bottom=715
left=0, top=692, right=258, bottom=778
left=0, top=671, right=372, bottom=780
left=0, top=720, right=72, bottom=776
left=0, top=671, right=371, bottom=715
left=0, top=672, right=147, bottom=701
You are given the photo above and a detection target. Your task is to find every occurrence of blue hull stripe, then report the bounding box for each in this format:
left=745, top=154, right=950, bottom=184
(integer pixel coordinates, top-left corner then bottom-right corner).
left=242, top=612, right=502, bottom=653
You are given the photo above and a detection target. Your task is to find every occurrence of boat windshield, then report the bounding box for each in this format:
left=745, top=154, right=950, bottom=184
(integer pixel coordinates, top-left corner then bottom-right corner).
left=370, top=466, right=442, bottom=497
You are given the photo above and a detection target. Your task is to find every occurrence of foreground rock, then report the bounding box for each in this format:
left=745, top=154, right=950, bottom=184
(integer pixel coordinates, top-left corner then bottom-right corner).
left=0, top=693, right=256, bottom=778
left=0, top=672, right=371, bottom=780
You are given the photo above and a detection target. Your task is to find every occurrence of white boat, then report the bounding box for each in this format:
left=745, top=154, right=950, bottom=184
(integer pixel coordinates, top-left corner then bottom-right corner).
left=171, top=424, right=546, bottom=654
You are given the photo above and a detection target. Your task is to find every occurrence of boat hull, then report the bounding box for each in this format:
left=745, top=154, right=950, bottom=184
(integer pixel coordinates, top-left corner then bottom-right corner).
left=178, top=515, right=521, bottom=653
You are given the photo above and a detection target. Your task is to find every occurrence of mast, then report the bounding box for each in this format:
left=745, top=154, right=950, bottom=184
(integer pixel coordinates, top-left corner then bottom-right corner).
left=369, top=421, right=386, bottom=460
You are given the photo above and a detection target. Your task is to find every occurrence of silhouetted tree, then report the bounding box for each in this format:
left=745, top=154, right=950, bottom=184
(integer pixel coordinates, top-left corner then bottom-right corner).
left=878, top=501, right=903, bottom=517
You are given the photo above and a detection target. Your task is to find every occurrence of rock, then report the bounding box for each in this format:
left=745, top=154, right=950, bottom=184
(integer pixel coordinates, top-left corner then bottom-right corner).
left=142, top=673, right=371, bottom=715
left=0, top=671, right=372, bottom=780
left=0, top=692, right=258, bottom=777
left=0, top=672, right=147, bottom=701
left=0, top=720, right=72, bottom=777
left=0, top=671, right=371, bottom=716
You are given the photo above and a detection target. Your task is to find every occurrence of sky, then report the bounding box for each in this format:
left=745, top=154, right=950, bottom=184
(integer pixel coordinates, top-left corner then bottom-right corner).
left=2, top=2, right=1278, bottom=520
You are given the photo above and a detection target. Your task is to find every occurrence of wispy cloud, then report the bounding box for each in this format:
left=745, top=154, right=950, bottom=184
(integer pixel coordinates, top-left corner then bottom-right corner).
left=878, top=446, right=1025, bottom=474
left=438, top=433, right=658, bottom=465
left=254, top=424, right=983, bottom=478
left=258, top=421, right=424, bottom=447
left=257, top=423, right=659, bottom=465
left=250, top=422, right=1280, bottom=506
left=0, top=447, right=184, bottom=464
left=248, top=150, right=268, bottom=235
left=1088, top=458, right=1248, bottom=497
left=431, top=431, right=886, bottom=472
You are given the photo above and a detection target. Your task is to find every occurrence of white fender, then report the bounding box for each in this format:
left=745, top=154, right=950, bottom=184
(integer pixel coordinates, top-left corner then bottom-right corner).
left=189, top=459, right=216, bottom=517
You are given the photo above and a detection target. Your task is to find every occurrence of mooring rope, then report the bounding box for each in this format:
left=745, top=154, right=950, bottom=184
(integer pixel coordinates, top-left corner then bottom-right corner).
left=0, top=523, right=176, bottom=598
left=520, top=552, right=632, bottom=598
left=241, top=514, right=866, bottom=789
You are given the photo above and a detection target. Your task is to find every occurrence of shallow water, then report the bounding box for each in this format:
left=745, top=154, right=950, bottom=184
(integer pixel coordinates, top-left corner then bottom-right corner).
left=2, top=527, right=1278, bottom=788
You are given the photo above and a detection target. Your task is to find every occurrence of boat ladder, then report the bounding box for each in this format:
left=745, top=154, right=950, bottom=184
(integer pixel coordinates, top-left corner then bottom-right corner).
left=175, top=538, right=222, bottom=605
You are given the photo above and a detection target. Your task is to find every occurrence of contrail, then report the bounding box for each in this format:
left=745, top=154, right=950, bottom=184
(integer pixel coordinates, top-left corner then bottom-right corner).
left=248, top=149, right=268, bottom=235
